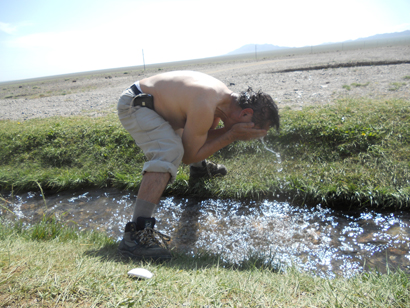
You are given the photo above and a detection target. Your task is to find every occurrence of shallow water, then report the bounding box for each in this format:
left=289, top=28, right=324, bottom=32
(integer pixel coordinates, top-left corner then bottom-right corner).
left=2, top=188, right=410, bottom=278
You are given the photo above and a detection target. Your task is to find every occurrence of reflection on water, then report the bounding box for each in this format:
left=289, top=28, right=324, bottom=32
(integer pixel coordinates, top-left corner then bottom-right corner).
left=2, top=188, right=410, bottom=278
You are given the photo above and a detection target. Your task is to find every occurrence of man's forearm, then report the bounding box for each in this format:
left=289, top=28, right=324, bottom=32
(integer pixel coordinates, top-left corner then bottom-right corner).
left=206, top=127, right=229, bottom=141
left=183, top=130, right=234, bottom=164
left=182, top=123, right=267, bottom=164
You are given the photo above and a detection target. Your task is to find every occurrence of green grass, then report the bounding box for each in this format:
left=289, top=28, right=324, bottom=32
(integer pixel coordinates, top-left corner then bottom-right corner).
left=1, top=217, right=409, bottom=307
left=1, top=98, right=410, bottom=209
left=1, top=97, right=410, bottom=306
left=343, top=82, right=370, bottom=91
left=389, top=82, right=407, bottom=91
left=351, top=82, right=370, bottom=87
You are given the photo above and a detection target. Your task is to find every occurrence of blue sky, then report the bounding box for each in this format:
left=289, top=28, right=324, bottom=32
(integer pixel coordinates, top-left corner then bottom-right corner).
left=0, top=0, right=409, bottom=82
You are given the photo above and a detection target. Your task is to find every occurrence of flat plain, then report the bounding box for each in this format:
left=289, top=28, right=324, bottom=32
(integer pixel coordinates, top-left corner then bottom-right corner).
left=1, top=44, right=409, bottom=121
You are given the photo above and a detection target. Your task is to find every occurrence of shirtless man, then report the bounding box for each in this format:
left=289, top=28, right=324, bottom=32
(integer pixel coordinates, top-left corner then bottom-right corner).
left=117, top=70, right=279, bottom=261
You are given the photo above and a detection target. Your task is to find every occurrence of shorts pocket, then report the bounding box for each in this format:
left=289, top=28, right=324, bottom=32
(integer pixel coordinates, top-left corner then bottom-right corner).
left=135, top=108, right=165, bottom=132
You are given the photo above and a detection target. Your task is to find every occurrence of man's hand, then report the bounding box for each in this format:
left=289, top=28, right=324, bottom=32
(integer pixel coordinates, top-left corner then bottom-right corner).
left=229, top=122, right=267, bottom=141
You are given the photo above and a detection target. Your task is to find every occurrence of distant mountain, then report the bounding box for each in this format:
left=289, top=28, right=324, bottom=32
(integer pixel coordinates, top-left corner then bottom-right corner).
left=320, top=30, right=410, bottom=45
left=229, top=30, right=410, bottom=55
left=351, top=30, right=410, bottom=42
left=227, top=44, right=288, bottom=55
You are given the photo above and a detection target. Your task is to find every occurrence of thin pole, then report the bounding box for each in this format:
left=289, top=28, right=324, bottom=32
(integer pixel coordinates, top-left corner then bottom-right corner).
left=142, top=49, right=146, bottom=71
left=255, top=44, right=257, bottom=61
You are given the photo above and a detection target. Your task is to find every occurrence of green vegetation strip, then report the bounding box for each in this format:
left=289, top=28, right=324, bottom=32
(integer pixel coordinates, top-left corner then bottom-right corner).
left=1, top=218, right=409, bottom=307
left=1, top=98, right=410, bottom=209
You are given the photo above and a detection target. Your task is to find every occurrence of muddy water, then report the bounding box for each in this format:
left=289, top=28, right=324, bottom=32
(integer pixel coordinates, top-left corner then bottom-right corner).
left=2, top=188, right=410, bottom=278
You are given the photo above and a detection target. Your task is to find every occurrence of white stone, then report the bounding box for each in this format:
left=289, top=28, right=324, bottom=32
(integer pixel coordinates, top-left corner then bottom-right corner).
left=127, top=268, right=154, bottom=279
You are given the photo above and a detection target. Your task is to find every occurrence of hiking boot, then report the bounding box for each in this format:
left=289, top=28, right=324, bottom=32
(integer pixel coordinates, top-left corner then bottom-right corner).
left=118, top=217, right=172, bottom=261
left=189, top=160, right=228, bottom=180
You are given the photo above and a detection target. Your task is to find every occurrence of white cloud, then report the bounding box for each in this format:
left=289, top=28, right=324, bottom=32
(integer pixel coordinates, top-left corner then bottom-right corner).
left=7, top=25, right=147, bottom=74
left=0, top=21, right=17, bottom=34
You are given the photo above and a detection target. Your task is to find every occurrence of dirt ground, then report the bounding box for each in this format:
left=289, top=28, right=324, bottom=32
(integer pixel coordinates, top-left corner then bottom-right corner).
left=1, top=44, right=409, bottom=121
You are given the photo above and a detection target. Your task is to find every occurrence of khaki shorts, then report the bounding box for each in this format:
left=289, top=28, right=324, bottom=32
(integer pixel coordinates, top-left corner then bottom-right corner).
left=117, top=87, right=184, bottom=183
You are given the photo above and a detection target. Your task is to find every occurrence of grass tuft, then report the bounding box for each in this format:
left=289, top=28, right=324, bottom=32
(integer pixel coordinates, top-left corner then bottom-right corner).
left=389, top=82, right=407, bottom=91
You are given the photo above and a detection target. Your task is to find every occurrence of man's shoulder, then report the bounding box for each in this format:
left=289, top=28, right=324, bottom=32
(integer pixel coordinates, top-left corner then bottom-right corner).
left=153, top=71, right=228, bottom=88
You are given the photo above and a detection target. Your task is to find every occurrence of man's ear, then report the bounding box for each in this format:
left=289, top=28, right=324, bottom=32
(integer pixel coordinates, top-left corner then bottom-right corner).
left=240, top=108, right=254, bottom=118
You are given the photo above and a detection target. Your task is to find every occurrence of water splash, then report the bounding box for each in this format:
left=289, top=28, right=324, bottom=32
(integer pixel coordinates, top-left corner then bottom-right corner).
left=261, top=137, right=282, bottom=172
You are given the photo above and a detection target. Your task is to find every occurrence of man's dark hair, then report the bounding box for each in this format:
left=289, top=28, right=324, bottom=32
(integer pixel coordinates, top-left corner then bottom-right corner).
left=238, top=87, right=280, bottom=131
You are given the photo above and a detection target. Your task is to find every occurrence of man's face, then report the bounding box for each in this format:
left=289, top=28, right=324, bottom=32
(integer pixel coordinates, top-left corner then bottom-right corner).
left=253, top=119, right=271, bottom=131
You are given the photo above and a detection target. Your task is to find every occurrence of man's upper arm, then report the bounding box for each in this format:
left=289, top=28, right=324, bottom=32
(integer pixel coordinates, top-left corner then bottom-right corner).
left=181, top=103, right=214, bottom=164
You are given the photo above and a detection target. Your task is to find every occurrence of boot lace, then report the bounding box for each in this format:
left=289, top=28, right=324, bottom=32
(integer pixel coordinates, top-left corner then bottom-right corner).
left=135, top=228, right=171, bottom=249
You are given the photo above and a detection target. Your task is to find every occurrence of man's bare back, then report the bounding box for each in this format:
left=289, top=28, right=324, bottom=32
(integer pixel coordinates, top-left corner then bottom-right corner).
left=139, top=71, right=231, bottom=131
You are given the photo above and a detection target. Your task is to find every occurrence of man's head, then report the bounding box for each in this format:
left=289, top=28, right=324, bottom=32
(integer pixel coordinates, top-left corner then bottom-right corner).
left=237, top=87, right=280, bottom=131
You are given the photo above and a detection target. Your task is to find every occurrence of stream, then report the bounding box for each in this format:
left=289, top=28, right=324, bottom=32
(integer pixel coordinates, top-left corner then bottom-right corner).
left=2, top=188, right=410, bottom=278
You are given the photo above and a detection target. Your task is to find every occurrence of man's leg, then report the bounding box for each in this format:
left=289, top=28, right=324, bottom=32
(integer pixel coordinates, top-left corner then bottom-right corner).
left=132, top=172, right=170, bottom=220
left=119, top=171, right=172, bottom=261
left=117, top=90, right=180, bottom=261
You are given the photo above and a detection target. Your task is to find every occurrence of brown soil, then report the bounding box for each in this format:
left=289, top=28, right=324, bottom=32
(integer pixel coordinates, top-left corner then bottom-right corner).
left=1, top=45, right=409, bottom=121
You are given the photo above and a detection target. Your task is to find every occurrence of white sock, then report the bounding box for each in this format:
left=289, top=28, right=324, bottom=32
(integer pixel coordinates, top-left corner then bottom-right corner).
left=132, top=199, right=157, bottom=222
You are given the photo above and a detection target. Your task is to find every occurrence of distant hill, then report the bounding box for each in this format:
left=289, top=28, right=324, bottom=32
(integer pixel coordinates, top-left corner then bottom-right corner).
left=351, top=30, right=410, bottom=42
left=228, top=30, right=410, bottom=55
left=227, top=44, right=288, bottom=55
